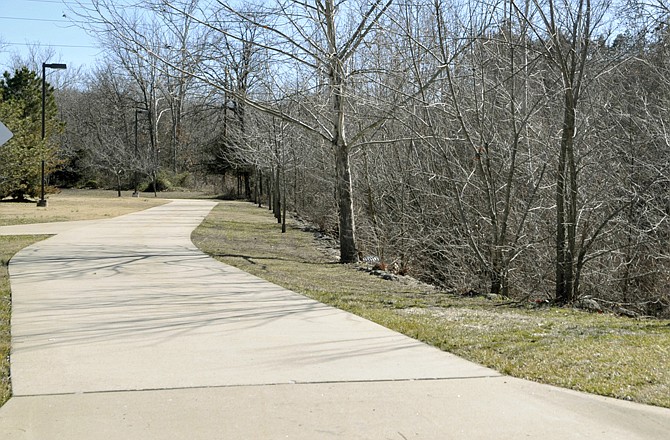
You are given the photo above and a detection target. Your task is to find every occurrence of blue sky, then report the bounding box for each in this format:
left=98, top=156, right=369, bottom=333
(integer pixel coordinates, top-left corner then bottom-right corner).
left=0, top=0, right=101, bottom=72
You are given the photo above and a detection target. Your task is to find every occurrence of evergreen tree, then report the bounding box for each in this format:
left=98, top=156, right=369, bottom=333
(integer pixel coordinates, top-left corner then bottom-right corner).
left=0, top=68, right=62, bottom=200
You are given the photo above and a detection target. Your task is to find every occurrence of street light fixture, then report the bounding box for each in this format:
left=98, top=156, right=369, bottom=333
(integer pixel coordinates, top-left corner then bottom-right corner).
left=38, top=62, right=67, bottom=207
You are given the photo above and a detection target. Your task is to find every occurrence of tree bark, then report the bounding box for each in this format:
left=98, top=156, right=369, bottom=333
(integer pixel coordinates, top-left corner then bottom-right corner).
left=274, top=164, right=281, bottom=223
left=325, top=0, right=358, bottom=263
left=335, top=140, right=357, bottom=262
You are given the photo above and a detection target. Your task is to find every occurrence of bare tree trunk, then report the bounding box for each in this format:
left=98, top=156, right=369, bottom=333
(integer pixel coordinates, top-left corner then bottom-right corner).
left=325, top=0, right=357, bottom=263
left=257, top=168, right=263, bottom=207
left=544, top=0, right=592, bottom=304
left=244, top=172, right=251, bottom=199
left=267, top=168, right=273, bottom=211
left=335, top=142, right=357, bottom=262
left=274, top=164, right=281, bottom=223
left=281, top=160, right=287, bottom=233
left=555, top=99, right=574, bottom=303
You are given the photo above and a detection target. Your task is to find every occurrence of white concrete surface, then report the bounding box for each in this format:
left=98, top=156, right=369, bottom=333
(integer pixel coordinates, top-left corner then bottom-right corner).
left=0, top=219, right=100, bottom=236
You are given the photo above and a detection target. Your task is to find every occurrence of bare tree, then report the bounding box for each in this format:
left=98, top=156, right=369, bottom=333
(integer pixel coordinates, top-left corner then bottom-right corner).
left=150, top=0, right=396, bottom=262
left=60, top=64, right=139, bottom=193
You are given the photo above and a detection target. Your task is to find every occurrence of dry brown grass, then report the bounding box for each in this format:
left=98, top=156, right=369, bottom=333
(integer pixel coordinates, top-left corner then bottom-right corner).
left=0, top=189, right=172, bottom=226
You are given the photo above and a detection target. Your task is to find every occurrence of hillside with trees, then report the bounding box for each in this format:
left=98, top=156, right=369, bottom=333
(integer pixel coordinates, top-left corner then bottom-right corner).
left=3, top=0, right=668, bottom=316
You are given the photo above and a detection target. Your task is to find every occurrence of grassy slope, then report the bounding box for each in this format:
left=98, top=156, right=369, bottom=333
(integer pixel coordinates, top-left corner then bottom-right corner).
left=193, top=201, right=670, bottom=408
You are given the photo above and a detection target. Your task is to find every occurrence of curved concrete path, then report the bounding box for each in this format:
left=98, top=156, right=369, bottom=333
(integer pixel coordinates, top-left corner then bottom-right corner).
left=0, top=200, right=669, bottom=439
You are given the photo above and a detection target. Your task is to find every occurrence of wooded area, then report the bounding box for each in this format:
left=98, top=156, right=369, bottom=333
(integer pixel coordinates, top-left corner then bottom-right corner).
left=2, top=0, right=669, bottom=315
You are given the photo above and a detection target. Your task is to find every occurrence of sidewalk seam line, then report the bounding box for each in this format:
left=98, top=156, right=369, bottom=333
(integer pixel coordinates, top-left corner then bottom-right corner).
left=13, top=374, right=504, bottom=398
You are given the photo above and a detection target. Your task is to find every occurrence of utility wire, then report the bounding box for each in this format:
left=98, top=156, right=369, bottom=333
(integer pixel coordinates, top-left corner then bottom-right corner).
left=3, top=42, right=98, bottom=49
left=0, top=15, right=70, bottom=23
left=24, top=0, right=84, bottom=4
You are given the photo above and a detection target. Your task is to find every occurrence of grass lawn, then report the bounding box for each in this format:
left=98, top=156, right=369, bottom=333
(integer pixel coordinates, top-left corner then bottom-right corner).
left=192, top=200, right=670, bottom=408
left=0, top=189, right=171, bottom=226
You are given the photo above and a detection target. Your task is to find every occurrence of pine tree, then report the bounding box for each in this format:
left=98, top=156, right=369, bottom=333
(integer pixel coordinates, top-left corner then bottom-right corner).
left=0, top=68, right=62, bottom=200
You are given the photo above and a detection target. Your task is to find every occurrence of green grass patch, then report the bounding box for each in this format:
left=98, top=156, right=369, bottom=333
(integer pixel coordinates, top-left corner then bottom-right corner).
left=1, top=235, right=48, bottom=406
left=193, top=201, right=670, bottom=408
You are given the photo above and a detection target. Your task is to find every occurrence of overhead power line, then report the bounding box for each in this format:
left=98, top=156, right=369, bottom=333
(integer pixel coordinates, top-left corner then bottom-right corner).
left=3, top=42, right=99, bottom=49
left=25, top=0, right=84, bottom=4
left=0, top=15, right=70, bottom=23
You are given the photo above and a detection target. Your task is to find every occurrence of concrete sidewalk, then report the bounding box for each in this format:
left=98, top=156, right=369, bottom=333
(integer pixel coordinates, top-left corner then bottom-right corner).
left=0, top=219, right=101, bottom=236
left=0, top=200, right=669, bottom=439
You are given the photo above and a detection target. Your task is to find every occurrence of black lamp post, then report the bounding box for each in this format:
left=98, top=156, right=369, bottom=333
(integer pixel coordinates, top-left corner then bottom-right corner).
left=38, top=62, right=67, bottom=207
left=133, top=108, right=148, bottom=197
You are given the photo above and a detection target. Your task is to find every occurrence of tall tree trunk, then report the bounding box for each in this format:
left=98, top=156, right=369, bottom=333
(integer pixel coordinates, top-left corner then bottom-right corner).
left=281, top=162, right=287, bottom=233
left=257, top=168, right=263, bottom=208
left=274, top=164, right=281, bottom=223
left=556, top=93, right=577, bottom=304
left=267, top=169, right=273, bottom=211
left=325, top=0, right=358, bottom=263
left=152, top=170, right=157, bottom=198
left=335, top=141, right=357, bottom=262
left=244, top=172, right=251, bottom=199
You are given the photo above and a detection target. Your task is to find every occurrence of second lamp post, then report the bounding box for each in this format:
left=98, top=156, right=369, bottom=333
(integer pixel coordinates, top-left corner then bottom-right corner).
left=38, top=62, right=67, bottom=207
